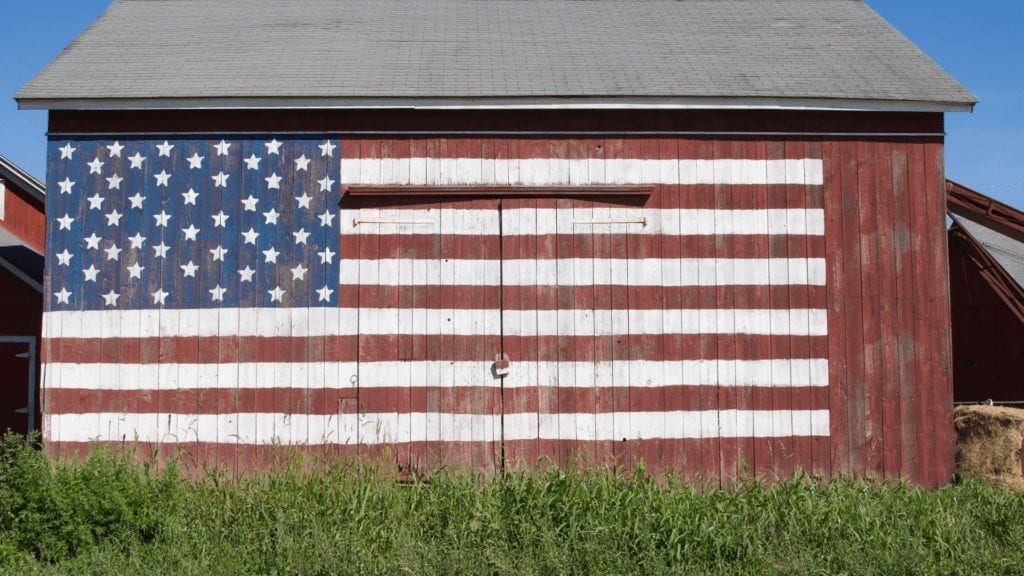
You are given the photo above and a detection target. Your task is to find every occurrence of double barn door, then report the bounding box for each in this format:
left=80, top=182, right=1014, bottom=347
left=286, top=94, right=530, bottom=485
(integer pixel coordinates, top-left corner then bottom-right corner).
left=341, top=197, right=652, bottom=475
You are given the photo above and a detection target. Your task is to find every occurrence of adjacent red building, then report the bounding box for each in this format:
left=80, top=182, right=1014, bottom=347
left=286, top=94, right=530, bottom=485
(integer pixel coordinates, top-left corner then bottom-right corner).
left=0, top=154, right=46, bottom=436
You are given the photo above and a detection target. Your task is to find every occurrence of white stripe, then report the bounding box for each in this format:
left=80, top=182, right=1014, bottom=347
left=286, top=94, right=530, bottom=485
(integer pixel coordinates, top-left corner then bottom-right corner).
left=341, top=208, right=825, bottom=236
left=340, top=158, right=824, bottom=186
left=42, top=359, right=829, bottom=390
left=339, top=258, right=827, bottom=286
left=43, top=308, right=827, bottom=338
left=46, top=410, right=830, bottom=444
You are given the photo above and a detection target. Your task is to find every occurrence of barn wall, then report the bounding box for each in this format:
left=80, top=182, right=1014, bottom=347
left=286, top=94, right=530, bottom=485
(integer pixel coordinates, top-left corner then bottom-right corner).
left=40, top=111, right=954, bottom=486
left=948, top=234, right=1024, bottom=403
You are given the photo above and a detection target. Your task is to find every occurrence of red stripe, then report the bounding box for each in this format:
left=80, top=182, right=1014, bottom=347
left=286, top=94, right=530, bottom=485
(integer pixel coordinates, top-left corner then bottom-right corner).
left=337, top=284, right=828, bottom=310
left=43, top=334, right=827, bottom=363
left=343, top=187, right=823, bottom=210
left=46, top=386, right=829, bottom=415
left=339, top=234, right=825, bottom=260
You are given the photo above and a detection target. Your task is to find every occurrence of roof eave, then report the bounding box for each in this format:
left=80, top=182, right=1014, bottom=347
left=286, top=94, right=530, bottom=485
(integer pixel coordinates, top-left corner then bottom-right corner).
left=0, top=154, right=46, bottom=201
left=16, top=95, right=976, bottom=114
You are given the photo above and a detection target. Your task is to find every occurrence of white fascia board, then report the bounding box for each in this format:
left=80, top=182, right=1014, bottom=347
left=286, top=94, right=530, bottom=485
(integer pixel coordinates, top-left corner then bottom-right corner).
left=18, top=96, right=975, bottom=113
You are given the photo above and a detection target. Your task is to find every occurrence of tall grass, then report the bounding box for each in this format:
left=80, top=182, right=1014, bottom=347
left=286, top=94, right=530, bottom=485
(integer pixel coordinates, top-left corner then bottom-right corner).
left=1, top=434, right=1022, bottom=575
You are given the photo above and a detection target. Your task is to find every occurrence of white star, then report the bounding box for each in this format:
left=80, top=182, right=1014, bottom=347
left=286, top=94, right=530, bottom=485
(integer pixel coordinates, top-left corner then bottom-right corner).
left=214, top=140, right=232, bottom=156
left=268, top=285, right=285, bottom=302
left=290, top=263, right=308, bottom=281
left=106, top=174, right=123, bottom=190
left=292, top=228, right=310, bottom=245
left=151, top=289, right=168, bottom=305
left=210, top=245, right=228, bottom=261
left=316, top=285, right=334, bottom=302
left=106, top=141, right=124, bottom=157
left=83, top=265, right=99, bottom=282
left=128, top=192, right=145, bottom=209
left=54, top=287, right=72, bottom=304
left=152, top=242, right=169, bottom=258
left=182, top=224, right=200, bottom=241
left=244, top=154, right=261, bottom=170
left=319, top=140, right=336, bottom=157
left=180, top=260, right=199, bottom=277
left=264, top=139, right=282, bottom=155
left=58, top=143, right=76, bottom=160
left=318, top=210, right=335, bottom=227
left=317, top=175, right=335, bottom=192
left=156, top=140, right=174, bottom=157
left=182, top=188, right=199, bottom=205
left=265, top=172, right=282, bottom=189
left=58, top=178, right=74, bottom=194
left=104, top=243, right=122, bottom=261
left=56, top=249, right=72, bottom=266
left=84, top=233, right=102, bottom=250
left=87, top=193, right=105, bottom=210
left=106, top=209, right=122, bottom=226
left=242, top=227, right=259, bottom=245
left=127, top=261, right=145, bottom=279
left=57, top=213, right=75, bottom=230
left=102, top=289, right=120, bottom=306
left=87, top=157, right=104, bottom=174
left=212, top=172, right=229, bottom=187
left=318, top=247, right=335, bottom=264
left=263, top=208, right=279, bottom=225
left=241, top=195, right=258, bottom=211
left=153, top=170, right=171, bottom=187
left=128, top=152, right=146, bottom=169
left=128, top=232, right=146, bottom=249
left=153, top=211, right=171, bottom=227
left=262, top=246, right=280, bottom=263
left=212, top=210, right=229, bottom=228
left=238, top=266, right=255, bottom=283
left=187, top=152, right=204, bottom=169
left=296, top=193, right=312, bottom=209
left=294, top=154, right=311, bottom=171
left=209, top=284, right=227, bottom=302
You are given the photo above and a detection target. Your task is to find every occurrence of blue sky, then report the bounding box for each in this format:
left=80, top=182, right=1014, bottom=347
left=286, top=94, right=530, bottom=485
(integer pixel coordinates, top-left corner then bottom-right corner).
left=2, top=1, right=1022, bottom=205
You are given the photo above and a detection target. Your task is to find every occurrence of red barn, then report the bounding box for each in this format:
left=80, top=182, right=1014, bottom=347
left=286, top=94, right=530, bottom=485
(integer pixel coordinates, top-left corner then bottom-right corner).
left=0, top=154, right=46, bottom=435
left=17, top=0, right=975, bottom=486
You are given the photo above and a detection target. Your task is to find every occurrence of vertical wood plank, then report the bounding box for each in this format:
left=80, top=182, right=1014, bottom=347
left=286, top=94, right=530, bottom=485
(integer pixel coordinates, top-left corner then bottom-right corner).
left=906, top=139, right=933, bottom=485
left=925, top=140, right=955, bottom=485
left=874, top=139, right=901, bottom=480
left=890, top=143, right=917, bottom=482
left=804, top=139, right=831, bottom=479
left=840, top=139, right=866, bottom=478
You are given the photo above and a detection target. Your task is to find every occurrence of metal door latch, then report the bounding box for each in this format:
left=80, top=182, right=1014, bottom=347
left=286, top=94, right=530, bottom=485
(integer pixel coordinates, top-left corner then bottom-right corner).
left=493, top=353, right=511, bottom=377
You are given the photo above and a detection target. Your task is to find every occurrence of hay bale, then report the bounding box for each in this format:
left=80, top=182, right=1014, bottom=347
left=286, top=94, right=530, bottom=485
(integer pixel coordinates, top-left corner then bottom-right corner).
left=954, top=405, right=1024, bottom=492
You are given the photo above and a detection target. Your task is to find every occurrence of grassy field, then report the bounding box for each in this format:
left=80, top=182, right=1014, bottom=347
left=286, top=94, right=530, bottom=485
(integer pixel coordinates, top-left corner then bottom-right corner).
left=1, top=435, right=1022, bottom=576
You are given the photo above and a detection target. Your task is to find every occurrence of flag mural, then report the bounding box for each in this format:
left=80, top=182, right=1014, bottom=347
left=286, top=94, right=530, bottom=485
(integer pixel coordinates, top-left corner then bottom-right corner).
left=42, top=137, right=830, bottom=478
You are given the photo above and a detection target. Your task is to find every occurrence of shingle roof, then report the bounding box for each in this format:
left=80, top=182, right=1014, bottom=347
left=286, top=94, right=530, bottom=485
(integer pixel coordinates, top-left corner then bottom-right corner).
left=16, top=0, right=975, bottom=110
left=956, top=218, right=1024, bottom=290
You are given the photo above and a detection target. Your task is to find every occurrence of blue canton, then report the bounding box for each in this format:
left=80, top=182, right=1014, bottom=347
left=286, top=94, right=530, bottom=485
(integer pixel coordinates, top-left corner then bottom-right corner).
left=46, top=137, right=341, bottom=311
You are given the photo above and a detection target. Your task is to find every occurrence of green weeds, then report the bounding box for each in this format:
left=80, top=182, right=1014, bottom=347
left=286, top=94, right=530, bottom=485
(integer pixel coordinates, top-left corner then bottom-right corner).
left=0, top=434, right=1021, bottom=575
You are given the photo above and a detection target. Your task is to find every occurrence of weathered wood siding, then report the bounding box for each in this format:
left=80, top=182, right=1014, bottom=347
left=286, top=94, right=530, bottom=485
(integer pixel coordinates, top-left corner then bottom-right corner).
left=40, top=110, right=954, bottom=486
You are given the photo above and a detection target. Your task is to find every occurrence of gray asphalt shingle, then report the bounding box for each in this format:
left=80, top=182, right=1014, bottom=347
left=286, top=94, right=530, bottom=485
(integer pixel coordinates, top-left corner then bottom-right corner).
left=957, top=218, right=1024, bottom=290
left=16, top=0, right=975, bottom=106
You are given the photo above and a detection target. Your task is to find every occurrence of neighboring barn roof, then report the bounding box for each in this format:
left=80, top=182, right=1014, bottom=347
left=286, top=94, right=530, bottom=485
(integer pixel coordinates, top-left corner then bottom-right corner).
left=956, top=219, right=1024, bottom=289
left=16, top=0, right=975, bottom=111
left=0, top=154, right=45, bottom=203
left=947, top=180, right=1024, bottom=323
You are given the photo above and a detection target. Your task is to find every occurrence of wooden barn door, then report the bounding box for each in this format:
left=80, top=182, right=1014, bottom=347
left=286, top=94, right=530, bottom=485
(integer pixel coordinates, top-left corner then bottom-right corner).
left=501, top=197, right=650, bottom=470
left=342, top=198, right=503, bottom=476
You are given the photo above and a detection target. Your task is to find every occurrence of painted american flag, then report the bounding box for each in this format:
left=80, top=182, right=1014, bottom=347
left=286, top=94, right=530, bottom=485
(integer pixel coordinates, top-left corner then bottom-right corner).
left=43, top=137, right=830, bottom=476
